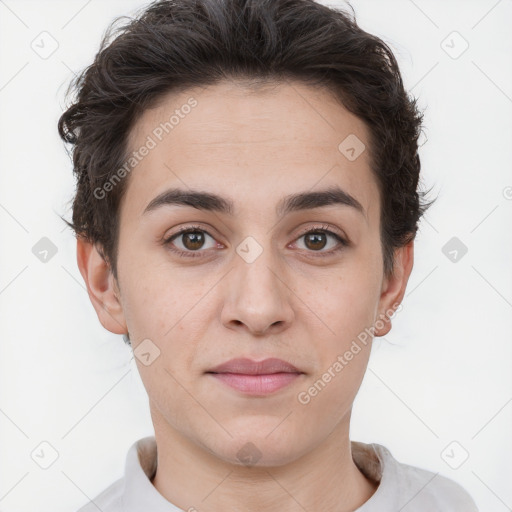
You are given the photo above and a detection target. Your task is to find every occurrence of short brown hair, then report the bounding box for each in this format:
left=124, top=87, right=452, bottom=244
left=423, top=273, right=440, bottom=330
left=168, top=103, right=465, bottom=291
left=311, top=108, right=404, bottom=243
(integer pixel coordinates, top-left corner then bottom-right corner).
left=58, top=0, right=435, bottom=282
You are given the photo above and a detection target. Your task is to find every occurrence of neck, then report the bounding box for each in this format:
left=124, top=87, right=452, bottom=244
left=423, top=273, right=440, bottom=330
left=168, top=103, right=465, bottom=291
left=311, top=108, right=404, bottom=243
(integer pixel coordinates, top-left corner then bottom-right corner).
left=150, top=408, right=378, bottom=512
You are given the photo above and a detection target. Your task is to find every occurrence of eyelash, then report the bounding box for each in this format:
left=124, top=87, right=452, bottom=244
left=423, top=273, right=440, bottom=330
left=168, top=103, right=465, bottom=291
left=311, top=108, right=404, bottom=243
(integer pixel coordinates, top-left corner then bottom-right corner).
left=163, top=224, right=348, bottom=259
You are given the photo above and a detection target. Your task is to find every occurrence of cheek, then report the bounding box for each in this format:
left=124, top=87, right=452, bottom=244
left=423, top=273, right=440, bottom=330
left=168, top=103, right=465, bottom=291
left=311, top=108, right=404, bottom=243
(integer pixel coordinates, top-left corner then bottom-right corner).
left=308, top=266, right=380, bottom=345
left=301, top=348, right=371, bottom=421
left=118, top=260, right=215, bottom=370
left=303, top=283, right=375, bottom=411
left=116, top=253, right=178, bottom=343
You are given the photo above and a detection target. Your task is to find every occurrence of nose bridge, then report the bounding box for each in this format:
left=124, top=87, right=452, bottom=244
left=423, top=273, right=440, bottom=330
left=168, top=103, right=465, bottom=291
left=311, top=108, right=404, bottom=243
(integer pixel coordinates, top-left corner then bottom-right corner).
left=236, top=237, right=281, bottom=294
left=222, top=235, right=294, bottom=334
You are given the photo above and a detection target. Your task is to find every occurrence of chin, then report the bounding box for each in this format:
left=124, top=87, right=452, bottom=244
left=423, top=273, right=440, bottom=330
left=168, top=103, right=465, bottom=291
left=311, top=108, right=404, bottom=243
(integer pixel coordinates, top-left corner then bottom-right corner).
left=205, top=430, right=306, bottom=468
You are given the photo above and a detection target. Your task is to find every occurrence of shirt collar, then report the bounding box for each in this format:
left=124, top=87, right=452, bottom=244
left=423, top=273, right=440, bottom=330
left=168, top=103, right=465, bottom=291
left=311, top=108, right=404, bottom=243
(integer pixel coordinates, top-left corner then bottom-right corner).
left=352, top=441, right=399, bottom=510
left=122, top=436, right=182, bottom=511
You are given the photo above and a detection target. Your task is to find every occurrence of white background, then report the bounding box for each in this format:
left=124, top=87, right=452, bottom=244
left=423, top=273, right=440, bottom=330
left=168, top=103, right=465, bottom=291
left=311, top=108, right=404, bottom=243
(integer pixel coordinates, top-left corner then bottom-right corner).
left=0, top=0, right=511, bottom=511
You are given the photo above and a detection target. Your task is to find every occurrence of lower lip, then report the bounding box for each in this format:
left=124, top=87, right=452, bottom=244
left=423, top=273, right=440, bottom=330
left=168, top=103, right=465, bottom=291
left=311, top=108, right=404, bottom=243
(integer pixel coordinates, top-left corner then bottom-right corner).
left=208, top=372, right=302, bottom=394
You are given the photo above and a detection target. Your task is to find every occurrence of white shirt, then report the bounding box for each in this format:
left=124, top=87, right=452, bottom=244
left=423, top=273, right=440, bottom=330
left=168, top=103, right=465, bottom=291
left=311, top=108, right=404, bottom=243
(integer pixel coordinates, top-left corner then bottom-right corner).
left=76, top=436, right=479, bottom=511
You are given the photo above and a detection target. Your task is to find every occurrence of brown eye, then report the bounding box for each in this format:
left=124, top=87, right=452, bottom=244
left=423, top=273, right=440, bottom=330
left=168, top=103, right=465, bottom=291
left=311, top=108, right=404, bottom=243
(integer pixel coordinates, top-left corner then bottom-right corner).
left=164, top=227, right=218, bottom=257
left=181, top=231, right=205, bottom=250
left=294, top=227, right=348, bottom=255
left=303, top=232, right=328, bottom=251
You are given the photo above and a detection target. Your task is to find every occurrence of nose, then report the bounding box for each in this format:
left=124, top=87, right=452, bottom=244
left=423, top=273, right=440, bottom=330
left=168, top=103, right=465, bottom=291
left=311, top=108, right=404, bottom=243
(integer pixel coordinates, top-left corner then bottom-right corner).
left=220, top=246, right=295, bottom=336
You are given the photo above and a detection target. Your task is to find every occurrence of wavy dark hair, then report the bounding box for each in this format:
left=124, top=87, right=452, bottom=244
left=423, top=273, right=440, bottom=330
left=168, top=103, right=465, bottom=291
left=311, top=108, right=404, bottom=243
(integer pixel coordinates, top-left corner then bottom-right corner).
left=58, top=0, right=434, bottom=284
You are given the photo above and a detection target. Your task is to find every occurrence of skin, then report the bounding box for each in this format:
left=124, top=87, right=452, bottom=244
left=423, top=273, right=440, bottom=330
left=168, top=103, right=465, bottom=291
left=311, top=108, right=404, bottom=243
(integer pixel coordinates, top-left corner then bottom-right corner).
left=77, top=80, right=414, bottom=512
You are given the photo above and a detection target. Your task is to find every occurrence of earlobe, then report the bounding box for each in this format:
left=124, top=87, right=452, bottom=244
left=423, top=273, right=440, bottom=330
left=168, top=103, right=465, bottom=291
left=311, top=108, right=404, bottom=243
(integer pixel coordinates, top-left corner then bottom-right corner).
left=374, top=240, right=414, bottom=337
left=76, top=237, right=127, bottom=335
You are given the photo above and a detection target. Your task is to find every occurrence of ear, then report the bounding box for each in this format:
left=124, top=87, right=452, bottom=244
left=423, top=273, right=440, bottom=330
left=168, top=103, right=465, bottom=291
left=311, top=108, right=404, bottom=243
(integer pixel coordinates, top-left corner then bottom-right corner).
left=76, top=237, right=127, bottom=335
left=374, top=240, right=414, bottom=337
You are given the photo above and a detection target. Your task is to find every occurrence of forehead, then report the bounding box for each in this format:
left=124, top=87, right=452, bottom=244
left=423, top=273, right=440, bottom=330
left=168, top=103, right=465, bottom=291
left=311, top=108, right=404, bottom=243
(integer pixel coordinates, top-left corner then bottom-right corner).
left=122, top=80, right=379, bottom=224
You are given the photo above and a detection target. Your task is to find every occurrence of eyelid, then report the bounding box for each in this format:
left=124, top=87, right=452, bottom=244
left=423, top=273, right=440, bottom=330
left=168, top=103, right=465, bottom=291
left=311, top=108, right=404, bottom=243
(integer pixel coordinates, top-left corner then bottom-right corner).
left=163, top=223, right=219, bottom=244
left=294, top=223, right=347, bottom=242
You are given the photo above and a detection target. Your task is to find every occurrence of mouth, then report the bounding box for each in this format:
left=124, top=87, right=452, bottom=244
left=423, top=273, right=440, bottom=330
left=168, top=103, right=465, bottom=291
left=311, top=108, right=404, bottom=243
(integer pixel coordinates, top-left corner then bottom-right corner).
left=205, top=357, right=305, bottom=395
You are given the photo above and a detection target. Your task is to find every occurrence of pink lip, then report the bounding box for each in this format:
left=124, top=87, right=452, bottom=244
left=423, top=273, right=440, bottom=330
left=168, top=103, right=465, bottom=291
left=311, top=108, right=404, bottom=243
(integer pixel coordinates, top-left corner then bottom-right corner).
left=206, top=358, right=304, bottom=395
left=208, top=357, right=301, bottom=374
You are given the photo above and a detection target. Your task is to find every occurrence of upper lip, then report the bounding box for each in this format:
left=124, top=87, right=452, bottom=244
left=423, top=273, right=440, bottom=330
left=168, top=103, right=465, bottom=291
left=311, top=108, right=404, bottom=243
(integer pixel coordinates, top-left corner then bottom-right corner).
left=207, top=358, right=303, bottom=375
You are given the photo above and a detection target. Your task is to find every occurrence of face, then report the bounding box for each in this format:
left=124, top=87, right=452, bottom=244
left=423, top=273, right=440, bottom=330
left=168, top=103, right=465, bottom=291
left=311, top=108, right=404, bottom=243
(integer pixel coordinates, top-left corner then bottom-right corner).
left=79, top=80, right=412, bottom=467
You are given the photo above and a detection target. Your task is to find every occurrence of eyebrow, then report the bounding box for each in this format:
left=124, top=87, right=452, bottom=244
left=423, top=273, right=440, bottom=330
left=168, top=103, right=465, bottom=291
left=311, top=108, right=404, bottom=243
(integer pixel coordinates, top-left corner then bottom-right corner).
left=142, top=185, right=365, bottom=219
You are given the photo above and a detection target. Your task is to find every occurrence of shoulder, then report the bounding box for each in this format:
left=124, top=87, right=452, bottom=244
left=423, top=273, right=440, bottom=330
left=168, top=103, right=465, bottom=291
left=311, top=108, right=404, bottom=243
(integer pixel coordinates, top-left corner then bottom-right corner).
left=75, top=436, right=159, bottom=512
left=75, top=477, right=124, bottom=512
left=373, top=443, right=479, bottom=511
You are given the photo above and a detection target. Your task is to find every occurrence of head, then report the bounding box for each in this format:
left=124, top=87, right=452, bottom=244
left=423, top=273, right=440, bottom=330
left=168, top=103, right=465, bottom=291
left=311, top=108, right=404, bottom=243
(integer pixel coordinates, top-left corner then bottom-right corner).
left=59, top=0, right=434, bottom=467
